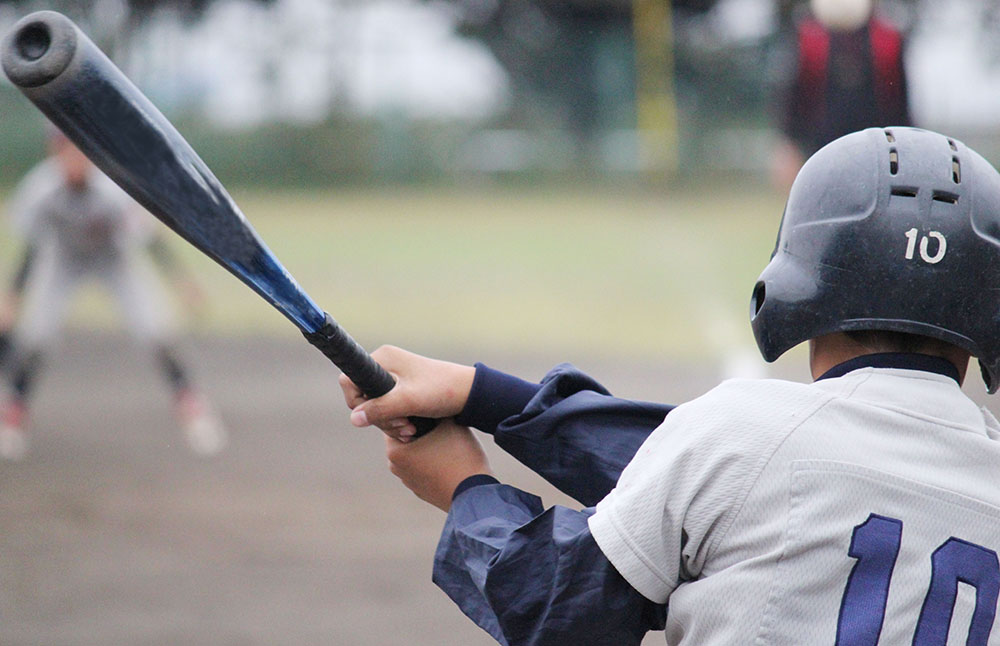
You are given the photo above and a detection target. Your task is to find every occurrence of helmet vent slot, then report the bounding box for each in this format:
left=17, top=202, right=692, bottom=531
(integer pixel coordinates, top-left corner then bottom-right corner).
left=952, top=157, right=962, bottom=184
left=885, top=130, right=896, bottom=143
left=891, top=187, right=917, bottom=198
left=933, top=191, right=959, bottom=205
left=948, top=138, right=958, bottom=152
left=889, top=149, right=899, bottom=175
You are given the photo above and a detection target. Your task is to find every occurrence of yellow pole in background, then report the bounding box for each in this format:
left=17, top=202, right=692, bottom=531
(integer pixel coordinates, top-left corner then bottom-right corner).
left=634, top=0, right=678, bottom=174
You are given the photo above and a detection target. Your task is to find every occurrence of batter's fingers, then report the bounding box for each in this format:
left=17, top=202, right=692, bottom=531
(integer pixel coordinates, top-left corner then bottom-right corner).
left=380, top=419, right=418, bottom=443
left=339, top=372, right=367, bottom=409
left=353, top=390, right=417, bottom=428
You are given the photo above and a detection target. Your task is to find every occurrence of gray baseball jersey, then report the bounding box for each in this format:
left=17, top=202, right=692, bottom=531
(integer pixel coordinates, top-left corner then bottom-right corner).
left=6, top=159, right=174, bottom=348
left=589, top=366, right=1000, bottom=644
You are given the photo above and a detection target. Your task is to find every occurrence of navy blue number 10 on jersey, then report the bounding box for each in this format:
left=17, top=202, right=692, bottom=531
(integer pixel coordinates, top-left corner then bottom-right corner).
left=836, top=513, right=1000, bottom=646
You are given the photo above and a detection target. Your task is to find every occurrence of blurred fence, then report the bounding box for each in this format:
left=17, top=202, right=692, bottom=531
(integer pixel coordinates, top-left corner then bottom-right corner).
left=0, top=83, right=777, bottom=191
left=0, top=0, right=770, bottom=189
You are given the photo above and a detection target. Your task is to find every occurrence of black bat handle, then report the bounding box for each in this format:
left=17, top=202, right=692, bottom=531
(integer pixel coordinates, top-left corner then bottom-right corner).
left=304, top=313, right=437, bottom=437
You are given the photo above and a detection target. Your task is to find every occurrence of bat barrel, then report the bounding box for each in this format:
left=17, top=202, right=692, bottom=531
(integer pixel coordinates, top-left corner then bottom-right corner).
left=2, top=11, right=77, bottom=89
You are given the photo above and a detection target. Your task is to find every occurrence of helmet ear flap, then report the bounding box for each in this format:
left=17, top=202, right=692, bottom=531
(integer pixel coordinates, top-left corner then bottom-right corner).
left=751, top=252, right=825, bottom=363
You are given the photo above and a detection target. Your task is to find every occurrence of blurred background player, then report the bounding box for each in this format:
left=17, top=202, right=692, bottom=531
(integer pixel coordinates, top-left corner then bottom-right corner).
left=0, top=217, right=205, bottom=365
left=0, top=126, right=227, bottom=460
left=771, top=0, right=911, bottom=189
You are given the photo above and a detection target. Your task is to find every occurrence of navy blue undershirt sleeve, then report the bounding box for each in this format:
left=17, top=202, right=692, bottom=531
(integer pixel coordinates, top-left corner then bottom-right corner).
left=452, top=474, right=501, bottom=500
left=435, top=481, right=666, bottom=646
left=455, top=363, right=674, bottom=507
left=435, top=366, right=673, bottom=643
left=455, top=364, right=542, bottom=433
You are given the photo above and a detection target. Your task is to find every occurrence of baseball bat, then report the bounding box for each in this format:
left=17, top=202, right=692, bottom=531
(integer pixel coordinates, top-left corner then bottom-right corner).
left=1, top=11, right=435, bottom=435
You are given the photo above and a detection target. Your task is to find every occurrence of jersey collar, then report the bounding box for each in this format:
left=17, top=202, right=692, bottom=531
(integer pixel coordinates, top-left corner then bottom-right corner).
left=816, top=353, right=961, bottom=385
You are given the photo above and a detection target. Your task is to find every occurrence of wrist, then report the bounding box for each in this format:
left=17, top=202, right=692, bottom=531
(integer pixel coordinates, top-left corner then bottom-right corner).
left=440, top=468, right=494, bottom=511
left=452, top=473, right=500, bottom=501
left=454, top=364, right=542, bottom=433
left=443, top=363, right=476, bottom=417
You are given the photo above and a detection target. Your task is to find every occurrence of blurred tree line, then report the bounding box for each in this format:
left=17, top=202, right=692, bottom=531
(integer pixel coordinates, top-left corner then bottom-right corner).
left=2, top=0, right=1000, bottom=187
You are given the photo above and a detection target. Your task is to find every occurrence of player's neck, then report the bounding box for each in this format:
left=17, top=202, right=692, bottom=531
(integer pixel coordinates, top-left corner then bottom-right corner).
left=808, top=333, right=970, bottom=384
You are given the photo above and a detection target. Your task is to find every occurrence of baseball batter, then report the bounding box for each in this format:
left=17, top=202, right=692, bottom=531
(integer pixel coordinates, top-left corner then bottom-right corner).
left=0, top=129, right=227, bottom=460
left=342, top=128, right=1000, bottom=644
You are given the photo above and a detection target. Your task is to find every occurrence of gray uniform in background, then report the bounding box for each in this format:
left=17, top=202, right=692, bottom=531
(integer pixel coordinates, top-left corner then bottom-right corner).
left=8, top=157, right=175, bottom=351
left=0, top=155, right=226, bottom=460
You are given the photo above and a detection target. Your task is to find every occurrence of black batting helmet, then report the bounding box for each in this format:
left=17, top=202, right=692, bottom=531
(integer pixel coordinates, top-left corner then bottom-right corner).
left=751, top=127, right=1000, bottom=392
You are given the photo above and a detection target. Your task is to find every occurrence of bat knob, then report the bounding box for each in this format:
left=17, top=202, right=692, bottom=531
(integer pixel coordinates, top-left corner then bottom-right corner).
left=2, top=11, right=78, bottom=89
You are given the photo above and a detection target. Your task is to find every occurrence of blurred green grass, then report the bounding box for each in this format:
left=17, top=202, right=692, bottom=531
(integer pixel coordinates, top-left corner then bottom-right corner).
left=0, top=183, right=785, bottom=362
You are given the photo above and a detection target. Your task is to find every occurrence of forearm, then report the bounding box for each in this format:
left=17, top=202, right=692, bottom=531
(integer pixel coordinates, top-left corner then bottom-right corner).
left=347, top=355, right=673, bottom=505
left=435, top=480, right=665, bottom=646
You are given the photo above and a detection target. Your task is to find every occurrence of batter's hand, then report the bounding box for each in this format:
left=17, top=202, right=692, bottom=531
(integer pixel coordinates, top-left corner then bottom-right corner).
left=339, top=345, right=475, bottom=441
left=384, top=419, right=491, bottom=512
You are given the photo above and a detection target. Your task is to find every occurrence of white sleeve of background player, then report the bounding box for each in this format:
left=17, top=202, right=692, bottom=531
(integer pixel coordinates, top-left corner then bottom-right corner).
left=5, top=161, right=57, bottom=239
left=587, top=380, right=817, bottom=604
left=93, top=172, right=156, bottom=245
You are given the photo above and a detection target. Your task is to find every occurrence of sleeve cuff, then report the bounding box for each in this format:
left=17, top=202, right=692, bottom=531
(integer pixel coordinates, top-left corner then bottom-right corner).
left=454, top=363, right=542, bottom=434
left=452, top=474, right=502, bottom=501
left=588, top=504, right=673, bottom=604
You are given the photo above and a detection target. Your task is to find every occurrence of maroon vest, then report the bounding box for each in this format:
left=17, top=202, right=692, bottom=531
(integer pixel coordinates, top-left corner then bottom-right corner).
left=797, top=17, right=905, bottom=123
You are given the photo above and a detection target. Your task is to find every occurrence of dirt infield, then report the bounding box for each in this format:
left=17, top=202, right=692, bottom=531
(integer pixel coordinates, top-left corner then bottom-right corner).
left=7, top=330, right=994, bottom=645
left=0, top=330, right=787, bottom=645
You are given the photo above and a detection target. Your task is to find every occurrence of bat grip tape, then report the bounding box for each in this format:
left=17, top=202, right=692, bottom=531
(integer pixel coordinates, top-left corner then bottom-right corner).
left=304, top=313, right=437, bottom=437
